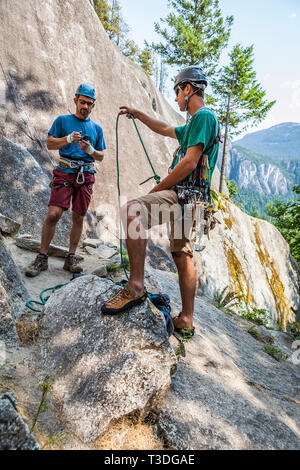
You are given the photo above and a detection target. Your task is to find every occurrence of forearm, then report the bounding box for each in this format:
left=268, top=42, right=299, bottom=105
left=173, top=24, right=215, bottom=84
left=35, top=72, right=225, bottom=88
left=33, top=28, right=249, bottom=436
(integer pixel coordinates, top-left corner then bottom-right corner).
left=135, top=111, right=174, bottom=137
left=155, top=159, right=196, bottom=191
left=47, top=136, right=68, bottom=150
left=91, top=150, right=104, bottom=162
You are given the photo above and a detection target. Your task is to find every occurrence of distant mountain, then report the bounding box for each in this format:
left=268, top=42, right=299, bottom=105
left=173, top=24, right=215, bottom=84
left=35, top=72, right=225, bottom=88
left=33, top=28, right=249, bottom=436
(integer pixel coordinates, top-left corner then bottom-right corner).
left=234, top=122, right=300, bottom=160
left=217, top=122, right=300, bottom=216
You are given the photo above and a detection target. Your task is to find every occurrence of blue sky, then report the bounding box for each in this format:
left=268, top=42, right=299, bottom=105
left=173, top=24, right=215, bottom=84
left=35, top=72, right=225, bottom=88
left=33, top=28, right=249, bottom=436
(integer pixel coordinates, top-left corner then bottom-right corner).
left=118, top=0, right=300, bottom=134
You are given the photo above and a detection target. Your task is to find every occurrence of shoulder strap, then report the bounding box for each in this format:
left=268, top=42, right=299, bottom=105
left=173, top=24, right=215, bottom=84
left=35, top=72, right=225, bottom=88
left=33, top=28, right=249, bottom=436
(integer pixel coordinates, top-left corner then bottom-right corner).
left=195, top=126, right=222, bottom=186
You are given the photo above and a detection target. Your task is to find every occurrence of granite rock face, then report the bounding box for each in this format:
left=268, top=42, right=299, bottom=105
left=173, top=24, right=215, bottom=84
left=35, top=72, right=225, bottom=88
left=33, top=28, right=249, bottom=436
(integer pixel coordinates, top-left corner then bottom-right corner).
left=0, top=393, right=40, bottom=450
left=0, top=213, right=20, bottom=235
left=145, top=266, right=300, bottom=450
left=0, top=235, right=29, bottom=322
left=36, top=275, right=176, bottom=443
left=194, top=197, right=300, bottom=328
left=0, top=138, right=72, bottom=245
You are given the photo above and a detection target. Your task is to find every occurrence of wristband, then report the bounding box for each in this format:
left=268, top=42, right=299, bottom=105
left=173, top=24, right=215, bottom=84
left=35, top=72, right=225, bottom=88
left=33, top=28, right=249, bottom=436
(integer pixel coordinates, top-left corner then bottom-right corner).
left=67, top=131, right=76, bottom=143
left=85, top=143, right=95, bottom=155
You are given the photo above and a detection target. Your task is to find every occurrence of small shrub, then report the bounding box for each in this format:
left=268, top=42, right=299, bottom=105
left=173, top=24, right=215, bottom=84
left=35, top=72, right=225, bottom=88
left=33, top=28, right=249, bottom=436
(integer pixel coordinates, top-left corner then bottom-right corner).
left=213, top=286, right=240, bottom=313
left=264, top=344, right=287, bottom=362
left=238, top=305, right=270, bottom=327
left=287, top=321, right=300, bottom=340
left=247, top=326, right=260, bottom=340
left=106, top=263, right=121, bottom=273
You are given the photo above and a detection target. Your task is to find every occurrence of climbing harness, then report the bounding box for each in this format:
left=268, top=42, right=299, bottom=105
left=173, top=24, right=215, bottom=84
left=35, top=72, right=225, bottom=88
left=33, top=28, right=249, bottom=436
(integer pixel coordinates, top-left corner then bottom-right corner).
left=57, top=157, right=95, bottom=184
left=168, top=126, right=222, bottom=251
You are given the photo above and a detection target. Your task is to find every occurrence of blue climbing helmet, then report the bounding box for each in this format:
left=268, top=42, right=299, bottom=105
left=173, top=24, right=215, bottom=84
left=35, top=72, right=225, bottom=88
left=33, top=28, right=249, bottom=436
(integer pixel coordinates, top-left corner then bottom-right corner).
left=75, top=83, right=96, bottom=101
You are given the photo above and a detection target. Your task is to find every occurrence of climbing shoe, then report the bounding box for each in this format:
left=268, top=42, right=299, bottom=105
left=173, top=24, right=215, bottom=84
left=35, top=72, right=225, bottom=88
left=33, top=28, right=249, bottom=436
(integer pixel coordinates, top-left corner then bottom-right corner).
left=101, top=283, right=147, bottom=315
left=25, top=254, right=48, bottom=277
left=63, top=254, right=83, bottom=273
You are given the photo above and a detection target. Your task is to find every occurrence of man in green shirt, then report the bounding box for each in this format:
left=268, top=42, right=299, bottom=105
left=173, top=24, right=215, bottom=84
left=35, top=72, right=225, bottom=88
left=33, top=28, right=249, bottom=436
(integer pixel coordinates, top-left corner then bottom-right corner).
left=101, top=66, right=220, bottom=336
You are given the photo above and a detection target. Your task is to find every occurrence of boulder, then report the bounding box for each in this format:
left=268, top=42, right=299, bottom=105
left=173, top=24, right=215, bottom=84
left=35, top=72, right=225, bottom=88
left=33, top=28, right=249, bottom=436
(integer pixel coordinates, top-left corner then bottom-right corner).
left=15, top=236, right=84, bottom=260
left=0, top=213, right=20, bottom=235
left=0, top=393, right=40, bottom=450
left=0, top=283, right=18, bottom=343
left=83, top=238, right=104, bottom=249
left=36, top=275, right=176, bottom=443
left=143, top=266, right=300, bottom=450
left=91, top=264, right=108, bottom=278
left=0, top=235, right=29, bottom=320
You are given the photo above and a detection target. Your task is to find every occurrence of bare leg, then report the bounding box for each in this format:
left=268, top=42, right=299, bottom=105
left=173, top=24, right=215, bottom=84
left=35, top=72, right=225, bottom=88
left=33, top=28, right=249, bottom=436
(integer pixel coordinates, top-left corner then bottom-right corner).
left=122, top=201, right=147, bottom=295
left=172, top=252, right=196, bottom=329
left=40, top=206, right=64, bottom=254
left=69, top=211, right=84, bottom=253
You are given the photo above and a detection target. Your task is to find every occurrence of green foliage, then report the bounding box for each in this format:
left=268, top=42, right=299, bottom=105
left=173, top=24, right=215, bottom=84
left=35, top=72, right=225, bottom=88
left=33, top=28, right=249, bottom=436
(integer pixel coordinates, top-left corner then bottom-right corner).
left=94, top=0, right=114, bottom=35
left=266, top=185, right=300, bottom=265
left=106, top=263, right=121, bottom=273
left=237, top=305, right=270, bottom=327
left=151, top=0, right=233, bottom=76
left=250, top=203, right=260, bottom=219
left=214, top=44, right=275, bottom=193
left=263, top=344, right=288, bottom=362
left=287, top=321, right=300, bottom=340
left=212, top=44, right=276, bottom=138
left=31, top=366, right=62, bottom=433
left=226, top=179, right=238, bottom=199
left=94, top=0, right=127, bottom=45
left=122, top=39, right=140, bottom=61
left=247, top=326, right=260, bottom=340
left=213, top=286, right=239, bottom=313
left=138, top=48, right=154, bottom=75
left=42, top=432, right=70, bottom=450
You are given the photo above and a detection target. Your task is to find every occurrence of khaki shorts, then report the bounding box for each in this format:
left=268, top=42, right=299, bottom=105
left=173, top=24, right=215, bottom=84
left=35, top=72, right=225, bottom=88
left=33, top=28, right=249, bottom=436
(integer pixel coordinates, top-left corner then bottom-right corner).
left=130, top=189, right=196, bottom=257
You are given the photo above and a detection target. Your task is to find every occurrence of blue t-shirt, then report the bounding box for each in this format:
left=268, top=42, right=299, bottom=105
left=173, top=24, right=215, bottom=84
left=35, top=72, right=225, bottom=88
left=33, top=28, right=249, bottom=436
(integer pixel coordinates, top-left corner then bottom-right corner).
left=48, top=114, right=106, bottom=173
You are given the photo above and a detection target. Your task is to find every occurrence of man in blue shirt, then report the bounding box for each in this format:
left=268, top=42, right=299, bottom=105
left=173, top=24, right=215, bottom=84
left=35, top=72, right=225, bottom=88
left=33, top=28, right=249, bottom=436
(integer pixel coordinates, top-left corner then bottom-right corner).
left=26, top=84, right=106, bottom=277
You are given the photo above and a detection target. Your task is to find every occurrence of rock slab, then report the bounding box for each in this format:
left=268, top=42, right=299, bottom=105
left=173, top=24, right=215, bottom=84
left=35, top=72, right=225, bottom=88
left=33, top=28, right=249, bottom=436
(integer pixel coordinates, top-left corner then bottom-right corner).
left=36, top=275, right=176, bottom=443
left=15, top=236, right=84, bottom=260
left=0, top=393, right=40, bottom=450
left=0, top=213, right=20, bottom=235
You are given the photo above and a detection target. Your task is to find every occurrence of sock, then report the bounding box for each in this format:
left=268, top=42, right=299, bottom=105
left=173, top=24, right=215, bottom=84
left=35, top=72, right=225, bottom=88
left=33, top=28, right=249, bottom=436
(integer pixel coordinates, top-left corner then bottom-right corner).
left=39, top=253, right=48, bottom=259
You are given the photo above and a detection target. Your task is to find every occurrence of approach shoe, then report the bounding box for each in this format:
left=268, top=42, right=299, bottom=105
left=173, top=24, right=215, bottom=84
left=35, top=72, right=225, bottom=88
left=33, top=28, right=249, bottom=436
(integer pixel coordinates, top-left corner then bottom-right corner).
left=25, top=254, right=48, bottom=278
left=101, top=283, right=147, bottom=315
left=63, top=254, right=83, bottom=273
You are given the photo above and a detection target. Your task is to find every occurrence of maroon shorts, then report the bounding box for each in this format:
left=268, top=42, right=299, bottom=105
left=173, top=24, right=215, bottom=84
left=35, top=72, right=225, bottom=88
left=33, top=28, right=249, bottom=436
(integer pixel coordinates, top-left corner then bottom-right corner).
left=49, top=169, right=95, bottom=216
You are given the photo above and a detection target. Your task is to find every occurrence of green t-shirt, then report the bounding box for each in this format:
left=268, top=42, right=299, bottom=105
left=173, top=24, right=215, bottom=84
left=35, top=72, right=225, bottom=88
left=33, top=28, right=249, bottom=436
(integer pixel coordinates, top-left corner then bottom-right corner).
left=174, top=108, right=219, bottom=172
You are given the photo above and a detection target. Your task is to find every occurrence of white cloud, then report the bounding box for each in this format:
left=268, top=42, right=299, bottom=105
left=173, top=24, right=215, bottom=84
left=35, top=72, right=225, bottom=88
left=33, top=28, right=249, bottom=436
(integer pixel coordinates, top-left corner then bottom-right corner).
left=289, top=13, right=297, bottom=18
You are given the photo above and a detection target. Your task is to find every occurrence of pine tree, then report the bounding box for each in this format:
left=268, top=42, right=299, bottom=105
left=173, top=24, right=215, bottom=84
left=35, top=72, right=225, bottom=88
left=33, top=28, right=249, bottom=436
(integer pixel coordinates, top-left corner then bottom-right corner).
left=94, top=0, right=114, bottom=36
left=94, top=0, right=128, bottom=47
left=122, top=39, right=140, bottom=62
left=138, top=49, right=153, bottom=76
left=212, top=44, right=276, bottom=194
left=151, top=0, right=233, bottom=76
left=226, top=179, right=238, bottom=199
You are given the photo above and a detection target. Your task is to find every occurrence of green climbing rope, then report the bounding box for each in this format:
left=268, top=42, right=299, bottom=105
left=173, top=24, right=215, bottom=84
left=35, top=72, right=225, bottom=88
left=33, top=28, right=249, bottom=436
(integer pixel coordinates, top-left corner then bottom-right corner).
left=26, top=283, right=68, bottom=312
left=115, top=113, right=161, bottom=281
left=129, top=115, right=161, bottom=185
